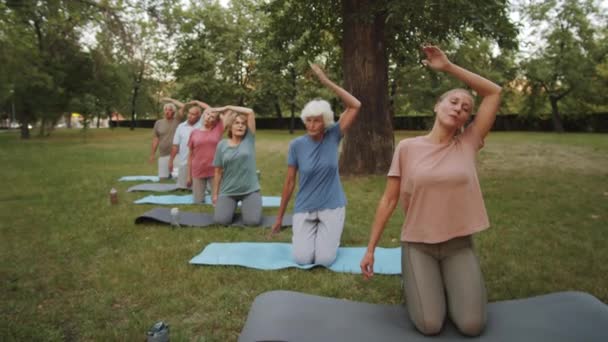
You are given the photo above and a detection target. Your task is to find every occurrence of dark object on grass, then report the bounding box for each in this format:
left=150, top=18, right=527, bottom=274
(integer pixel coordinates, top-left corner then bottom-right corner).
left=135, top=207, right=293, bottom=228
left=147, top=321, right=169, bottom=342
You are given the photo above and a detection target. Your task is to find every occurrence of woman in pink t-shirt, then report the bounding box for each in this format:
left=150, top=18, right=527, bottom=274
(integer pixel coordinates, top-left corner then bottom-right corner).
left=187, top=106, right=225, bottom=204
left=360, top=45, right=502, bottom=337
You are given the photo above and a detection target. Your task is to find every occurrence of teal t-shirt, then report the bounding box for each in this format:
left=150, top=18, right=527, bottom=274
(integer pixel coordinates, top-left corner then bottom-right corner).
left=213, top=131, right=260, bottom=196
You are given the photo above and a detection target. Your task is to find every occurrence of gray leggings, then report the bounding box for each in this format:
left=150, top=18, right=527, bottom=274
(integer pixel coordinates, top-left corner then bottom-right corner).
left=402, top=235, right=486, bottom=336
left=213, top=191, right=262, bottom=226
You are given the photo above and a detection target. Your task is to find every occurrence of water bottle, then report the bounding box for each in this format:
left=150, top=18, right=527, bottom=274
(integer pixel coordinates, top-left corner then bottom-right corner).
left=170, top=207, right=180, bottom=228
left=147, top=321, right=170, bottom=342
left=109, top=188, right=118, bottom=205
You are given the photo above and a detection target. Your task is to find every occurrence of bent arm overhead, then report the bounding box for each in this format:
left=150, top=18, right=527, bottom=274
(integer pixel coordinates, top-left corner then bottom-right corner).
left=310, top=63, right=361, bottom=133
left=189, top=100, right=211, bottom=110
left=422, top=45, right=501, bottom=139
left=218, top=105, right=256, bottom=134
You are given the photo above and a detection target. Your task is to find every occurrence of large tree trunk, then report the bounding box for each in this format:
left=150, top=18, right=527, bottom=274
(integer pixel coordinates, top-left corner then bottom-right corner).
left=339, top=0, right=393, bottom=175
left=20, top=108, right=31, bottom=139
left=549, top=96, right=565, bottom=132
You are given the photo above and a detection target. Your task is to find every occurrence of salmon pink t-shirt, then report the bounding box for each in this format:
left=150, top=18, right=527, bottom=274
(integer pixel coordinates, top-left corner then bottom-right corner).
left=388, top=126, right=489, bottom=243
left=187, top=122, right=224, bottom=178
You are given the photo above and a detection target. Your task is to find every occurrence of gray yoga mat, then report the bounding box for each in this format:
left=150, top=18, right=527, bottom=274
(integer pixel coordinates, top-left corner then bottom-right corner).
left=239, top=290, right=608, bottom=342
left=127, top=183, right=185, bottom=192
left=135, top=207, right=292, bottom=228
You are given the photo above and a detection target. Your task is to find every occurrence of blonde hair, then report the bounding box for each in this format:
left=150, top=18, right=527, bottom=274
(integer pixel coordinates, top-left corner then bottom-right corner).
left=226, top=112, right=247, bottom=138
left=436, top=88, right=475, bottom=111
left=301, top=99, right=334, bottom=128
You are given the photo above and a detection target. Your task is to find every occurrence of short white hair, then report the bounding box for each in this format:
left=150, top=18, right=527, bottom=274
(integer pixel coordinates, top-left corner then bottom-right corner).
left=301, top=99, right=334, bottom=128
left=163, top=103, right=176, bottom=112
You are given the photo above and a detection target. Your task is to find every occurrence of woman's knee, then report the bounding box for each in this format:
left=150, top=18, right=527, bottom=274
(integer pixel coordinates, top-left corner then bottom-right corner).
left=454, top=315, right=485, bottom=336
left=314, top=247, right=338, bottom=267
left=242, top=210, right=262, bottom=226
left=411, top=315, right=444, bottom=336
left=292, top=245, right=314, bottom=265
left=213, top=210, right=234, bottom=225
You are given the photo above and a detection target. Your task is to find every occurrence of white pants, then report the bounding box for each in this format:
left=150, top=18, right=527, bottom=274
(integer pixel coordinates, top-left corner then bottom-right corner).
left=292, top=207, right=345, bottom=266
left=157, top=156, right=170, bottom=178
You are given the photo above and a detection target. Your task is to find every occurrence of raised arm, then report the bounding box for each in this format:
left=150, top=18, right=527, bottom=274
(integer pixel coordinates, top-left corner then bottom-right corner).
left=422, top=45, right=501, bottom=139
left=218, top=105, right=256, bottom=134
left=310, top=63, right=361, bottom=133
left=188, top=100, right=211, bottom=110
left=360, top=176, right=401, bottom=280
left=161, top=97, right=186, bottom=120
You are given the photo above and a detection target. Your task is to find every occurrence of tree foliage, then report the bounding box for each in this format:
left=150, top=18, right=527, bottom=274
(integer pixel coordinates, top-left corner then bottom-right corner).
left=520, top=0, right=607, bottom=131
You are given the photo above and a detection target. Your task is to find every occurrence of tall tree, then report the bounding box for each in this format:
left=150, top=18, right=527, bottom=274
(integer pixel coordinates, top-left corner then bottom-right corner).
left=0, top=0, right=126, bottom=137
left=264, top=0, right=516, bottom=174
left=520, top=0, right=607, bottom=131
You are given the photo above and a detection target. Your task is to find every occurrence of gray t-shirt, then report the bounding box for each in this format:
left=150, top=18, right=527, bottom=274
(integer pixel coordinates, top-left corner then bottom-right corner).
left=153, top=118, right=180, bottom=157
left=213, top=131, right=260, bottom=196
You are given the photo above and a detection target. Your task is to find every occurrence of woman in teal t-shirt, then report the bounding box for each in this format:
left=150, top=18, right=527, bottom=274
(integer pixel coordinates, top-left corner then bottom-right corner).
left=212, top=105, right=261, bottom=226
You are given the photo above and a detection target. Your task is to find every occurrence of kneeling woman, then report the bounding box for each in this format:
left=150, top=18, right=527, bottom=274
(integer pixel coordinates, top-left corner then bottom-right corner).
left=212, top=106, right=261, bottom=226
left=360, top=45, right=501, bottom=337
left=271, top=64, right=361, bottom=266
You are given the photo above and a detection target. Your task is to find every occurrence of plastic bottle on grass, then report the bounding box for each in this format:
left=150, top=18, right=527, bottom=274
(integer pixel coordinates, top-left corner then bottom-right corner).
left=110, top=188, right=118, bottom=205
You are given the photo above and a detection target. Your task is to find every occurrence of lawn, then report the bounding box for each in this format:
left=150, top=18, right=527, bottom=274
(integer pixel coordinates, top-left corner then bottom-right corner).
left=1, top=128, right=607, bottom=341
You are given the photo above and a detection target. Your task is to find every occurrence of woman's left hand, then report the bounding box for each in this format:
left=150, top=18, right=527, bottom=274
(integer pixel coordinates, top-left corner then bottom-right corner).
left=421, top=45, right=451, bottom=71
left=310, top=63, right=329, bottom=83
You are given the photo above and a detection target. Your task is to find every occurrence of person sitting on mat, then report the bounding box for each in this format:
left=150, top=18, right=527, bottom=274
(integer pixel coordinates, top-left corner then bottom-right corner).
left=150, top=99, right=185, bottom=179
left=270, top=63, right=361, bottom=266
left=187, top=105, right=228, bottom=204
left=360, top=45, right=502, bottom=337
left=169, top=99, right=208, bottom=189
left=212, top=105, right=261, bottom=226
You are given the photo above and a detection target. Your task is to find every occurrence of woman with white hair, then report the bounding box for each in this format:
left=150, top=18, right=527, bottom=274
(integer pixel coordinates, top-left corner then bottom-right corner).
left=270, top=64, right=361, bottom=266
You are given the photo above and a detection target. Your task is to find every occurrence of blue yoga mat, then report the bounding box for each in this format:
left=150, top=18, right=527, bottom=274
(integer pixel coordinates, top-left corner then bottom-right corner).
left=189, top=242, right=401, bottom=274
left=119, top=176, right=160, bottom=182
left=134, top=195, right=282, bottom=207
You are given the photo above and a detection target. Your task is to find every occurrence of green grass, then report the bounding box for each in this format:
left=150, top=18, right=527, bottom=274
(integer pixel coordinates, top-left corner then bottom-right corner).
left=1, top=128, right=607, bottom=341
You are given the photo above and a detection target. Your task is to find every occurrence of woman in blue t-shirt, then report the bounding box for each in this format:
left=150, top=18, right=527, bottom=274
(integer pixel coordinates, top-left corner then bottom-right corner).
left=270, top=64, right=361, bottom=266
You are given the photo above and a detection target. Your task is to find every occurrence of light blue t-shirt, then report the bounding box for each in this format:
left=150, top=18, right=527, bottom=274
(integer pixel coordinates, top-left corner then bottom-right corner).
left=288, top=123, right=346, bottom=213
left=213, top=131, right=260, bottom=196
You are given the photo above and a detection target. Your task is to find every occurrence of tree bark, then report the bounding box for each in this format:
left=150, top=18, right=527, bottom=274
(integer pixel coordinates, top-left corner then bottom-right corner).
left=549, top=96, right=565, bottom=132
left=20, top=108, right=31, bottom=139
left=339, top=0, right=393, bottom=175
left=130, top=63, right=144, bottom=131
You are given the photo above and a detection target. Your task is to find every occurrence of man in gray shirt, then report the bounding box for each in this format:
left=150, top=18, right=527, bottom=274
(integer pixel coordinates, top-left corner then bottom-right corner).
left=149, top=101, right=183, bottom=178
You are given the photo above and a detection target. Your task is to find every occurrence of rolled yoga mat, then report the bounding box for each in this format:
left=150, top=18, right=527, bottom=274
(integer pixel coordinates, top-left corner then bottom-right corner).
left=127, top=183, right=183, bottom=192
left=135, top=207, right=292, bottom=228
left=189, top=242, right=400, bottom=274
left=119, top=175, right=160, bottom=182
left=239, top=290, right=608, bottom=342
left=134, top=194, right=282, bottom=207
